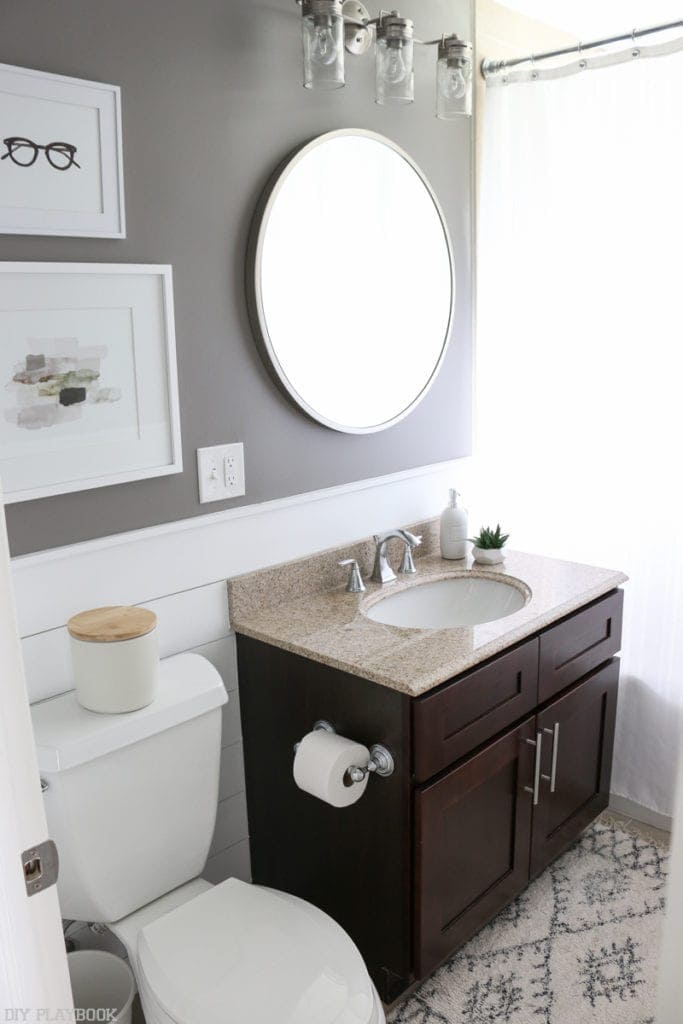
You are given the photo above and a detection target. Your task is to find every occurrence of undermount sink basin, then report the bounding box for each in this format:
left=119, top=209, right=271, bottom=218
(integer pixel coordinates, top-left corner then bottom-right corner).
left=365, top=575, right=528, bottom=630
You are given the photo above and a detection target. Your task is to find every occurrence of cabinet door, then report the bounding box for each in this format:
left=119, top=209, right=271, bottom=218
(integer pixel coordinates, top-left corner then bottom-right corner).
left=415, top=718, right=536, bottom=978
left=530, top=659, right=619, bottom=877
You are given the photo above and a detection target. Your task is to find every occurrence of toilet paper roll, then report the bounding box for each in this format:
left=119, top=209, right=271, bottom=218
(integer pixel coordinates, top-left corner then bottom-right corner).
left=293, top=730, right=370, bottom=808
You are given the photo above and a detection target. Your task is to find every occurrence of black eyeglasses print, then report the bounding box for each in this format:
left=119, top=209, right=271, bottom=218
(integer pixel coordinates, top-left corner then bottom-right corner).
left=1, top=137, right=81, bottom=171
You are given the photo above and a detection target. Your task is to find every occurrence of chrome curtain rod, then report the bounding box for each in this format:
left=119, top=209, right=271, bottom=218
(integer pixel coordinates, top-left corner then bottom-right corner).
left=481, top=18, right=683, bottom=77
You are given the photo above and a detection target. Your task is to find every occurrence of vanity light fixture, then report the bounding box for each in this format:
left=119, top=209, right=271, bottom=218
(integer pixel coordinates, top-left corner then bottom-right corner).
left=375, top=11, right=415, bottom=105
left=301, top=0, right=346, bottom=90
left=296, top=1, right=473, bottom=119
left=436, top=35, right=473, bottom=119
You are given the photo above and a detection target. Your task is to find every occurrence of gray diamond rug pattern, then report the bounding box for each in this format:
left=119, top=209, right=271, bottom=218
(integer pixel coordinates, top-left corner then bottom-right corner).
left=389, top=821, right=668, bottom=1024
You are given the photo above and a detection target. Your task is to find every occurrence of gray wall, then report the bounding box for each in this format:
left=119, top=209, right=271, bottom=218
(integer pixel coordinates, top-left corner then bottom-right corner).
left=1, top=0, right=473, bottom=556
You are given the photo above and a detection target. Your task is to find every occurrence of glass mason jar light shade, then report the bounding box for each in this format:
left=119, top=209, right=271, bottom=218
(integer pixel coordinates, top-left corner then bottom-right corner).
left=302, top=0, right=345, bottom=90
left=375, top=13, right=414, bottom=105
left=436, top=37, right=473, bottom=119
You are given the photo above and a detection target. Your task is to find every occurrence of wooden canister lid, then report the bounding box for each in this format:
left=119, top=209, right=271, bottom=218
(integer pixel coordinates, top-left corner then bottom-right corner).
left=67, top=606, right=157, bottom=643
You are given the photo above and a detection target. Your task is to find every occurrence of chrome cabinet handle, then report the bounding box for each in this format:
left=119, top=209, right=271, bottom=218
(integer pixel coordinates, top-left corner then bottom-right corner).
left=524, top=731, right=543, bottom=805
left=542, top=723, right=560, bottom=793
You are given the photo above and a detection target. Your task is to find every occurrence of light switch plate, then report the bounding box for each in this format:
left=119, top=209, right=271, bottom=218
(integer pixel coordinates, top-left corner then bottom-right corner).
left=197, top=443, right=245, bottom=504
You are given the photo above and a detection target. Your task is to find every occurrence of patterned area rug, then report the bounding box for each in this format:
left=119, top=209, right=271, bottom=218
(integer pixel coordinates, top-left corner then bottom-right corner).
left=389, top=822, right=668, bottom=1024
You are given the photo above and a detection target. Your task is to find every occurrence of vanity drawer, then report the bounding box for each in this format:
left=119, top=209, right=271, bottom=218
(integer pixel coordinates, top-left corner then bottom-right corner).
left=412, top=638, right=539, bottom=783
left=538, top=590, right=623, bottom=703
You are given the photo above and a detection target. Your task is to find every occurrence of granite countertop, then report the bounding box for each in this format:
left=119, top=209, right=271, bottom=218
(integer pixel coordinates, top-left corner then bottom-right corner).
left=228, top=521, right=627, bottom=697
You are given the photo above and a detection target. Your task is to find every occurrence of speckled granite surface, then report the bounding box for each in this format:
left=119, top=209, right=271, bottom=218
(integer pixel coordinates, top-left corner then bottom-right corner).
left=228, top=524, right=627, bottom=697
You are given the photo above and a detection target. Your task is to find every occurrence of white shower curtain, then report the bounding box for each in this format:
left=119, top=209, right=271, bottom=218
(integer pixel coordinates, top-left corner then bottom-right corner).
left=477, top=50, right=683, bottom=816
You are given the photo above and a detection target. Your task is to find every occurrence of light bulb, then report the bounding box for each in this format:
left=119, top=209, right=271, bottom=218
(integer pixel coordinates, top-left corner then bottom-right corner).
left=311, top=23, right=339, bottom=65
left=383, top=45, right=407, bottom=85
left=375, top=14, right=414, bottom=104
left=445, top=66, right=467, bottom=99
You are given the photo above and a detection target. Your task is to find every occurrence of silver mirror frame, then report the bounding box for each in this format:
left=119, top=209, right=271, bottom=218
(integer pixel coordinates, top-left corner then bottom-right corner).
left=247, top=128, right=456, bottom=434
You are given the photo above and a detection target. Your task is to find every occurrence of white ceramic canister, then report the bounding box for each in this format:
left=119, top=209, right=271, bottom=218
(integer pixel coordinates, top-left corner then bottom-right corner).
left=67, top=605, right=159, bottom=714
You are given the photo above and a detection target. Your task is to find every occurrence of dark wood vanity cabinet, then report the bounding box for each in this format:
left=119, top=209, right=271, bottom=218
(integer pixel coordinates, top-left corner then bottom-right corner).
left=237, top=589, right=624, bottom=1002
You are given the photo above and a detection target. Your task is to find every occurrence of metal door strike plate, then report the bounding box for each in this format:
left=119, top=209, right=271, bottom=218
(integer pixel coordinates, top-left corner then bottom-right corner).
left=21, top=838, right=59, bottom=897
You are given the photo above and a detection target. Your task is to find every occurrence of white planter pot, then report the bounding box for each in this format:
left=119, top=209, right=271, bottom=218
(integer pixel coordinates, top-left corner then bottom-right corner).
left=472, top=546, right=506, bottom=565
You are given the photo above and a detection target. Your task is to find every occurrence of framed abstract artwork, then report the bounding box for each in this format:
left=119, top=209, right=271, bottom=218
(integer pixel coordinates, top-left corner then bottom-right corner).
left=0, top=63, right=125, bottom=237
left=0, top=264, right=182, bottom=503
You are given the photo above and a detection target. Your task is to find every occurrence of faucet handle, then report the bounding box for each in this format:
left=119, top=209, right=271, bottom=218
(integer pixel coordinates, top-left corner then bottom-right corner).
left=338, top=559, right=366, bottom=594
left=399, top=546, right=418, bottom=575
left=398, top=531, right=422, bottom=575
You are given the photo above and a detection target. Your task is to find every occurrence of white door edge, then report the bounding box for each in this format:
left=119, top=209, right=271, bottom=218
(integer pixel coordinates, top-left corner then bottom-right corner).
left=657, top=723, right=683, bottom=1023
left=0, top=479, right=72, bottom=1016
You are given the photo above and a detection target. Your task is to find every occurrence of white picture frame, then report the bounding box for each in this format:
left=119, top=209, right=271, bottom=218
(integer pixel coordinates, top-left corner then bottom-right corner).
left=0, top=63, right=125, bottom=237
left=0, top=263, right=182, bottom=503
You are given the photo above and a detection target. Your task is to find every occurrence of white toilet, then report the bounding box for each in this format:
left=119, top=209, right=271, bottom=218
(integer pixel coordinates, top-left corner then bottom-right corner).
left=31, top=653, right=385, bottom=1024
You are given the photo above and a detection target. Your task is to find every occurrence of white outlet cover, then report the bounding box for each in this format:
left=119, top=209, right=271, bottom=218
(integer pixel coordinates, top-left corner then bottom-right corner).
left=197, top=443, right=245, bottom=503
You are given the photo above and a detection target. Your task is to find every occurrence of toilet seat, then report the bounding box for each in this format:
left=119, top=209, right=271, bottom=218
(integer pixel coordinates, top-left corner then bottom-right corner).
left=137, top=877, right=382, bottom=1024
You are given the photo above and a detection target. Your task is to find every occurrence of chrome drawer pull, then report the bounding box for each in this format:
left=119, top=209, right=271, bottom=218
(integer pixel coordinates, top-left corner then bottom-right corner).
left=523, top=731, right=543, bottom=805
left=542, top=723, right=560, bottom=793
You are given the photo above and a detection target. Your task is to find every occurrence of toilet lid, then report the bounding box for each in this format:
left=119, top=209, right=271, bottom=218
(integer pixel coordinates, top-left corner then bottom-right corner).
left=137, top=878, right=376, bottom=1024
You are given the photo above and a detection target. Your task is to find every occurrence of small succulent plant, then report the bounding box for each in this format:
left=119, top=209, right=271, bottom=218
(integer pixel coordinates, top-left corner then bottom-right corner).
left=470, top=524, right=510, bottom=550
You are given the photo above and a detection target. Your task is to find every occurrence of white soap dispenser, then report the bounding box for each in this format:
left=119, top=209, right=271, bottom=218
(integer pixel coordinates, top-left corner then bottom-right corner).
left=440, top=488, right=468, bottom=560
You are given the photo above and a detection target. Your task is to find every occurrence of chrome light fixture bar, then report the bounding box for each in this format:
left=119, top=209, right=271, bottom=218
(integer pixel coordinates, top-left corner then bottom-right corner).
left=296, top=1, right=473, bottom=119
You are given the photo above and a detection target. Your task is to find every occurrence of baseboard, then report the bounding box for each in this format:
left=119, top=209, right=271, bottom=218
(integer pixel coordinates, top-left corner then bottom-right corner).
left=609, top=793, right=672, bottom=833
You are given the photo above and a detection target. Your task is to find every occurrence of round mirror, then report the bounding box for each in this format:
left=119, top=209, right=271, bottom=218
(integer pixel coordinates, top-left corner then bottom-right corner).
left=248, top=130, right=455, bottom=433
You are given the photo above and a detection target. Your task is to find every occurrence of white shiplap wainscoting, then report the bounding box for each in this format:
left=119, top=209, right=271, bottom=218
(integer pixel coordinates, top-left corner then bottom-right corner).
left=14, top=458, right=467, bottom=929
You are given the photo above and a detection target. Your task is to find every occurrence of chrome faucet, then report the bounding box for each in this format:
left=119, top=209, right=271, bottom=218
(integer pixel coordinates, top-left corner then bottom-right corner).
left=371, top=529, right=422, bottom=584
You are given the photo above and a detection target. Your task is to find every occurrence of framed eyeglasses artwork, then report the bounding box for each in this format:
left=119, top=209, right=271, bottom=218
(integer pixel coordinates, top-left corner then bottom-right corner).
left=2, top=138, right=81, bottom=171
left=0, top=63, right=125, bottom=237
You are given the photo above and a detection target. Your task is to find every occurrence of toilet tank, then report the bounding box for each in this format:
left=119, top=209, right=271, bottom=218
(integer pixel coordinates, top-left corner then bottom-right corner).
left=31, top=653, right=228, bottom=924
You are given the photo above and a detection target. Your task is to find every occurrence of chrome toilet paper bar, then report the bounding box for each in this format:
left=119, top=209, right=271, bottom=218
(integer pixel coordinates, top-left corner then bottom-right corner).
left=293, top=720, right=395, bottom=781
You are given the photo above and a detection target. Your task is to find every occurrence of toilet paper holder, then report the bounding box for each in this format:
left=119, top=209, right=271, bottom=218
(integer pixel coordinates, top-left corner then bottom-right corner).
left=293, top=720, right=395, bottom=782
